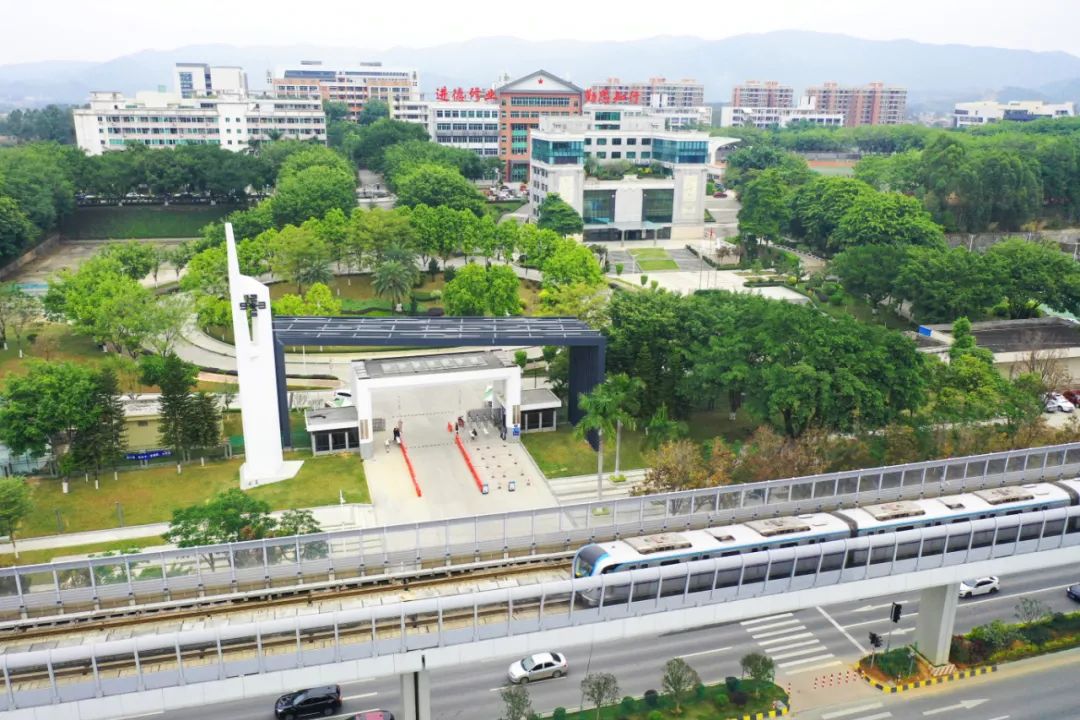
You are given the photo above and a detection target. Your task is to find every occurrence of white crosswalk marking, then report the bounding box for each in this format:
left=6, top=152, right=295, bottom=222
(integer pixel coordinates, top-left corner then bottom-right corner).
left=757, top=631, right=814, bottom=646
left=740, top=612, right=795, bottom=626
left=821, top=704, right=885, bottom=719
left=784, top=659, right=844, bottom=675
left=743, top=618, right=801, bottom=633
left=778, top=653, right=835, bottom=668
left=760, top=638, right=820, bottom=653
left=771, top=645, right=828, bottom=661
left=750, top=624, right=808, bottom=639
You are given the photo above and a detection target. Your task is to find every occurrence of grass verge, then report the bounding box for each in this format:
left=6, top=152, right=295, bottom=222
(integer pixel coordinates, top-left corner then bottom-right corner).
left=544, top=679, right=786, bottom=720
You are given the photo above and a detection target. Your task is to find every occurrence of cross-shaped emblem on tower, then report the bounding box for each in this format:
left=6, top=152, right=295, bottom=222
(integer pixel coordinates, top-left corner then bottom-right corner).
left=239, top=293, right=266, bottom=317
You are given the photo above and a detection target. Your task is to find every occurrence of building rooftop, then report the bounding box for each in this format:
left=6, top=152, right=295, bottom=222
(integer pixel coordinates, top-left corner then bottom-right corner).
left=521, top=388, right=562, bottom=410
left=355, top=351, right=512, bottom=380
left=304, top=406, right=358, bottom=432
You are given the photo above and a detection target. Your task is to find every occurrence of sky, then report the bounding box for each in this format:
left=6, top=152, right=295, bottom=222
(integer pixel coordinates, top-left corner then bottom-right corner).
left=3, top=0, right=1080, bottom=65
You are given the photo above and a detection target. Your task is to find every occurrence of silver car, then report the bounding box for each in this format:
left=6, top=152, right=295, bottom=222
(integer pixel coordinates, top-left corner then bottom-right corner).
left=507, top=652, right=568, bottom=684
left=959, top=576, right=999, bottom=598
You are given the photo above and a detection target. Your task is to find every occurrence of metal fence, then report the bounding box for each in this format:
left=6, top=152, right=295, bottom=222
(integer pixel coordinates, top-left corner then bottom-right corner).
left=4, top=442, right=1080, bottom=619
left=3, top=507, right=1079, bottom=711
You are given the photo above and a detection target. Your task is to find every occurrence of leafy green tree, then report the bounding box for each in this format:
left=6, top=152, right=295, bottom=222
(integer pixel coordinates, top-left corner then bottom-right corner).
left=537, top=193, right=584, bottom=236
left=643, top=404, right=688, bottom=450
left=737, top=168, right=792, bottom=253
left=394, top=163, right=485, bottom=215
left=358, top=99, right=391, bottom=126
left=441, top=263, right=487, bottom=315
left=540, top=238, right=603, bottom=288
left=303, top=282, right=342, bottom=316
left=271, top=165, right=356, bottom=228
left=372, top=258, right=417, bottom=311
left=892, top=246, right=1000, bottom=323
left=789, top=176, right=875, bottom=254
left=0, top=143, right=75, bottom=232
left=661, top=658, right=700, bottom=713
left=831, top=191, right=945, bottom=251
left=349, top=206, right=416, bottom=270
left=0, top=195, right=37, bottom=262
left=829, top=244, right=908, bottom=309
left=70, top=367, right=127, bottom=479
left=537, top=281, right=610, bottom=329
left=0, top=105, right=75, bottom=143
left=270, top=224, right=333, bottom=294
left=383, top=139, right=487, bottom=183
left=984, top=238, right=1080, bottom=318
left=574, top=384, right=618, bottom=498
left=498, top=683, right=532, bottom=720
left=580, top=673, right=619, bottom=720
left=165, top=489, right=275, bottom=565
left=343, top=117, right=429, bottom=171
left=276, top=509, right=322, bottom=537
left=0, top=360, right=99, bottom=472
left=740, top=653, right=775, bottom=696
left=602, top=373, right=645, bottom=476
left=139, top=353, right=200, bottom=460
left=0, top=477, right=32, bottom=558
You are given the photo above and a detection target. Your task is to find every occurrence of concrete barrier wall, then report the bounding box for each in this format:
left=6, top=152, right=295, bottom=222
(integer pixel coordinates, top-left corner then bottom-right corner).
left=0, top=233, right=61, bottom=280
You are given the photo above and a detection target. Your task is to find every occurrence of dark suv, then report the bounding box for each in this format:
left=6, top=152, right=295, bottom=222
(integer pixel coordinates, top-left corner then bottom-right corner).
left=274, top=685, right=342, bottom=719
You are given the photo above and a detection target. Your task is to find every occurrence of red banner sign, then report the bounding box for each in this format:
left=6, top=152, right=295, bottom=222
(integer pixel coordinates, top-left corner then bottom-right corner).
left=585, top=89, right=642, bottom=104
left=435, top=86, right=498, bottom=102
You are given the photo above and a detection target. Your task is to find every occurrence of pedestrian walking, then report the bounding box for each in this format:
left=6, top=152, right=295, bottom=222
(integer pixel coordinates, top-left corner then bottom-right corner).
left=384, top=438, right=390, bottom=453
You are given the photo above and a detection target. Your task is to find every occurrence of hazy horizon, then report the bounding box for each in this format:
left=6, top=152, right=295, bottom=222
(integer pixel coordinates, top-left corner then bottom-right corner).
left=4, top=0, right=1080, bottom=66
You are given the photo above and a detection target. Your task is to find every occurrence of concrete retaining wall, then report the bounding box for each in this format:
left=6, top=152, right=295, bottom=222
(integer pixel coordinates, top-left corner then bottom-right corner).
left=0, top=233, right=61, bottom=280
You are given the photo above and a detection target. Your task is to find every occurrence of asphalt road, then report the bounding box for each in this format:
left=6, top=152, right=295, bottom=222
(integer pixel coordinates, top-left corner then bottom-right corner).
left=145, top=565, right=1080, bottom=720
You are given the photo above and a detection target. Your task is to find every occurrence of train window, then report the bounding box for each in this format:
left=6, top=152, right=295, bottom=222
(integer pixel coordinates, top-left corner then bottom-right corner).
left=602, top=566, right=618, bottom=574
left=897, top=525, right=914, bottom=532
left=1020, top=522, right=1042, bottom=541
left=946, top=534, right=970, bottom=552
left=794, top=557, right=820, bottom=576
left=1005, top=510, right=1021, bottom=516
left=742, top=563, right=768, bottom=583
left=1069, top=518, right=1080, bottom=534
left=845, top=549, right=868, bottom=568
left=768, top=561, right=794, bottom=580
left=971, top=530, right=995, bottom=548
left=1045, top=519, right=1066, bottom=536
left=922, top=538, right=945, bottom=555
left=820, top=552, right=845, bottom=572
left=715, top=569, right=741, bottom=588
left=895, top=542, right=920, bottom=560
left=722, top=550, right=739, bottom=557
left=995, top=526, right=1019, bottom=544
left=780, top=542, right=797, bottom=549
left=870, top=546, right=893, bottom=564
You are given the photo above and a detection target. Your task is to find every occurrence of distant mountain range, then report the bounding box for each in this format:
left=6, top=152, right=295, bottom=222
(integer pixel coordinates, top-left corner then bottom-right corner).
left=3, top=31, right=1080, bottom=112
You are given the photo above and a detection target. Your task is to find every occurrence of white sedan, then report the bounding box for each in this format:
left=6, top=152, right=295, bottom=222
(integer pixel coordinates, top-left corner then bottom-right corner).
left=959, top=577, right=1000, bottom=598
left=507, top=652, right=568, bottom=684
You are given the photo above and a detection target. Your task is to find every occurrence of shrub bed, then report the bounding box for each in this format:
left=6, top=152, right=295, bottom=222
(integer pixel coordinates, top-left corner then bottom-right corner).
left=543, top=678, right=786, bottom=720
left=951, top=611, right=1080, bottom=666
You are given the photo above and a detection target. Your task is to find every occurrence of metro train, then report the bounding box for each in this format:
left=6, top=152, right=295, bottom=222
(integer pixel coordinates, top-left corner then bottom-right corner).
left=572, top=480, right=1080, bottom=580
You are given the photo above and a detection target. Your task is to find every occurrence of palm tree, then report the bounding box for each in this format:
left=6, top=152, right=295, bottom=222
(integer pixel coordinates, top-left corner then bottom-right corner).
left=574, top=386, right=618, bottom=499
left=603, top=373, right=645, bottom=477
left=372, top=259, right=417, bottom=313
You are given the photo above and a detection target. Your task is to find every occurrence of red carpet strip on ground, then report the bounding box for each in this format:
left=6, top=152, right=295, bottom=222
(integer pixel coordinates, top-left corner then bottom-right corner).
left=399, top=442, right=422, bottom=497
left=454, top=435, right=485, bottom=493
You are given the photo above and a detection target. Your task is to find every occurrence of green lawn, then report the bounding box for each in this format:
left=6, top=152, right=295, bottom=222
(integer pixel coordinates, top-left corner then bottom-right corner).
left=60, top=205, right=239, bottom=239
left=17, top=451, right=368, bottom=538
left=629, top=247, right=679, bottom=271
left=546, top=679, right=786, bottom=720
left=0, top=321, right=107, bottom=379
left=0, top=537, right=168, bottom=568
left=482, top=200, right=527, bottom=222
left=814, top=292, right=914, bottom=331
left=523, top=407, right=757, bottom=478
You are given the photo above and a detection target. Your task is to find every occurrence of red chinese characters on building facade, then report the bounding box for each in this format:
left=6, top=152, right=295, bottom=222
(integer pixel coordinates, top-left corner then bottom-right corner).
left=434, top=86, right=498, bottom=102
left=584, top=88, right=643, bottom=105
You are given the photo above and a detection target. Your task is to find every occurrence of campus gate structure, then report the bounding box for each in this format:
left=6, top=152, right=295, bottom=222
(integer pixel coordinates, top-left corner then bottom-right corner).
left=270, top=316, right=606, bottom=454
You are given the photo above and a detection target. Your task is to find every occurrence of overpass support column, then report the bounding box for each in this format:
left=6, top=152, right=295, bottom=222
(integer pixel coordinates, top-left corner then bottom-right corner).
left=913, top=583, right=960, bottom=666
left=399, top=669, right=431, bottom=720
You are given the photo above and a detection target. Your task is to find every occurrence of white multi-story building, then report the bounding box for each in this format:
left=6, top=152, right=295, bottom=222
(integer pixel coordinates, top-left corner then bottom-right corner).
left=270, top=61, right=421, bottom=122
left=173, top=63, right=247, bottom=98
left=74, top=65, right=326, bottom=156
left=588, top=77, right=705, bottom=108
left=424, top=101, right=500, bottom=157
left=529, top=115, right=708, bottom=242
left=719, top=97, right=844, bottom=128
left=584, top=104, right=712, bottom=130
left=953, top=100, right=1076, bottom=128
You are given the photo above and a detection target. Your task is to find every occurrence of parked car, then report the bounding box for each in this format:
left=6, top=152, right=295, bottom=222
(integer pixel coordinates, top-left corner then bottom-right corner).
left=274, top=686, right=342, bottom=719
left=1045, top=392, right=1075, bottom=413
left=712, top=191, right=728, bottom=198
left=959, top=577, right=999, bottom=598
left=1067, top=584, right=1080, bottom=602
left=507, top=652, right=568, bottom=684
left=1064, top=390, right=1080, bottom=407
left=353, top=712, right=394, bottom=720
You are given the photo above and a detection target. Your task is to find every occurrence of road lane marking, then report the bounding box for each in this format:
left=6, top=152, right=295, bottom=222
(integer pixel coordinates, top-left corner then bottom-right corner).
left=778, top=653, right=835, bottom=668
left=818, top=605, right=867, bottom=653
left=750, top=624, right=808, bottom=639
left=489, top=676, right=568, bottom=691
left=852, top=601, right=909, bottom=613
left=744, top=618, right=801, bottom=633
left=678, top=645, right=733, bottom=659
left=758, top=631, right=814, bottom=646
left=985, top=716, right=1009, bottom=720
left=741, top=612, right=795, bottom=625
left=783, top=659, right=844, bottom=675
left=120, top=714, right=164, bottom=720
left=343, top=692, right=378, bottom=701
left=846, top=714, right=892, bottom=720
left=762, top=638, right=821, bottom=653
left=772, top=645, right=829, bottom=660
left=821, top=703, right=884, bottom=719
